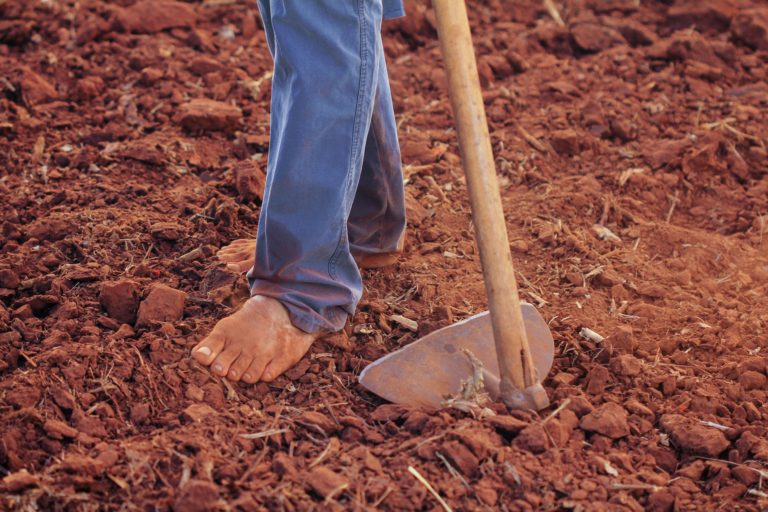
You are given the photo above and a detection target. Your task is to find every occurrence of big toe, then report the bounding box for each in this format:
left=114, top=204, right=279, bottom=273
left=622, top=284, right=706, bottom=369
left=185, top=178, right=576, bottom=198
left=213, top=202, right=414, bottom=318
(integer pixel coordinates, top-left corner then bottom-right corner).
left=192, top=332, right=225, bottom=366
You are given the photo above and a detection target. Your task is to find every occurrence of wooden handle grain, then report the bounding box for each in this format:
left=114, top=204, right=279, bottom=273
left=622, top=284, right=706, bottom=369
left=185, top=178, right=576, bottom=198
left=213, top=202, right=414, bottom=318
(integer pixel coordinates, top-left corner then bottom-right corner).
left=431, top=0, right=539, bottom=398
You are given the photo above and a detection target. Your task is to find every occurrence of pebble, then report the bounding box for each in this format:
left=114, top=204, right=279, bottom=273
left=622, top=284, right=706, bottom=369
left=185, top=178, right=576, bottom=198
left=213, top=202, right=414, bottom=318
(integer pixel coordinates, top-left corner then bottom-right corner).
left=176, top=98, right=242, bottom=132
left=100, top=279, right=141, bottom=325
left=659, top=414, right=730, bottom=457
left=579, top=402, right=630, bottom=439
left=135, top=284, right=186, bottom=328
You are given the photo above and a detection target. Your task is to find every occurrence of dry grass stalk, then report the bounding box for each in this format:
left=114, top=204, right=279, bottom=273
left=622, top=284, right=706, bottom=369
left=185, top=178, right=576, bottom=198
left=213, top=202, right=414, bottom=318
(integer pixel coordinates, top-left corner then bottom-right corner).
left=543, top=0, right=566, bottom=27
left=408, top=466, right=453, bottom=512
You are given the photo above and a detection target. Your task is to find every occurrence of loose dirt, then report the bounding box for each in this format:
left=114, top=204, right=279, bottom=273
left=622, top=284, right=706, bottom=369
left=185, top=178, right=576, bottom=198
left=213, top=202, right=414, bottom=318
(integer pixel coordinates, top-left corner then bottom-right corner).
left=1, top=0, right=767, bottom=510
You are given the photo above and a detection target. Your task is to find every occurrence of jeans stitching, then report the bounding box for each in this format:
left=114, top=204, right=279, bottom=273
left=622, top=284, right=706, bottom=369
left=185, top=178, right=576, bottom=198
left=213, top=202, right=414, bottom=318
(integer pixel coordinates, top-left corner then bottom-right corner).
left=329, top=0, right=369, bottom=281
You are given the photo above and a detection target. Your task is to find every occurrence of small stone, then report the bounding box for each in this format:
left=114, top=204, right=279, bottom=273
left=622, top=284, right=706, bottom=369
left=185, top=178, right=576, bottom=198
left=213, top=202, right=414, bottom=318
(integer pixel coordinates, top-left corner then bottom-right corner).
left=114, top=0, right=197, bottom=34
left=130, top=403, right=151, bottom=424
left=585, top=365, right=611, bottom=394
left=186, top=28, right=217, bottom=52
left=305, top=467, right=348, bottom=498
left=6, top=386, right=41, bottom=409
left=441, top=440, right=480, bottom=475
left=0, top=269, right=20, bottom=289
left=100, top=279, right=141, bottom=325
left=510, top=240, right=529, bottom=253
left=604, top=326, right=635, bottom=353
left=579, top=402, right=630, bottom=439
left=135, top=284, right=186, bottom=328
left=59, top=454, right=105, bottom=476
left=567, top=394, right=595, bottom=417
left=646, top=491, right=675, bottom=512
left=139, top=67, right=164, bottom=86
left=19, top=67, right=59, bottom=106
left=182, top=403, right=216, bottom=423
left=484, top=414, right=528, bottom=434
left=739, top=370, right=766, bottom=391
left=610, top=354, right=642, bottom=376
left=1, top=470, right=39, bottom=492
left=188, top=56, right=224, bottom=76
left=403, top=410, right=430, bottom=434
left=731, top=465, right=760, bottom=486
left=71, top=76, right=105, bottom=102
left=550, top=129, right=580, bottom=156
left=659, top=414, right=730, bottom=457
left=176, top=98, right=242, bottom=132
left=12, top=304, right=33, bottom=320
left=173, top=480, right=221, bottom=512
left=50, top=387, right=76, bottom=410
left=233, top=160, right=266, bottom=204
left=297, top=410, right=338, bottom=435
left=732, top=8, right=768, bottom=51
left=370, top=404, right=406, bottom=422
left=644, top=138, right=690, bottom=169
left=624, top=398, right=653, bottom=417
left=150, top=222, right=185, bottom=241
left=272, top=452, right=297, bottom=479
left=514, top=423, right=550, bottom=454
left=43, top=419, right=78, bottom=440
left=571, top=23, right=625, bottom=52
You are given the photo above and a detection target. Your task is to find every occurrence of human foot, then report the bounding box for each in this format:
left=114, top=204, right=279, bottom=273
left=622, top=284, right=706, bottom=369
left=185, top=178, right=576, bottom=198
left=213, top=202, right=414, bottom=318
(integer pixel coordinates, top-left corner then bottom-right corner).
left=191, top=295, right=316, bottom=383
left=217, top=237, right=405, bottom=272
left=217, top=239, right=256, bottom=273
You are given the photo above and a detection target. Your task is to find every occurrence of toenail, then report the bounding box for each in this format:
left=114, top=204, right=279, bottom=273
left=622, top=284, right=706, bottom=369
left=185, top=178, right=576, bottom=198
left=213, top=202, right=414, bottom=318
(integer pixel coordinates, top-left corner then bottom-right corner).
left=243, top=373, right=253, bottom=381
left=213, top=364, right=223, bottom=373
left=229, top=370, right=237, bottom=378
left=196, top=346, right=212, bottom=356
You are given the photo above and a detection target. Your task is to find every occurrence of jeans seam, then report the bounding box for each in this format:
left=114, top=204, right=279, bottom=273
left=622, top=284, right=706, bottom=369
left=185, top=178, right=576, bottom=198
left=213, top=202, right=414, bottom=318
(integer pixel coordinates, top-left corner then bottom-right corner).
left=329, top=0, right=368, bottom=281
left=370, top=116, right=388, bottom=250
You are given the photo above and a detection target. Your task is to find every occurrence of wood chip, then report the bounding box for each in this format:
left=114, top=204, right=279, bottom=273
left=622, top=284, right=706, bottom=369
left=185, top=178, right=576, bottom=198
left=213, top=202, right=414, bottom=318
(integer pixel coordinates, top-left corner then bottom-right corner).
left=390, top=314, right=418, bottom=332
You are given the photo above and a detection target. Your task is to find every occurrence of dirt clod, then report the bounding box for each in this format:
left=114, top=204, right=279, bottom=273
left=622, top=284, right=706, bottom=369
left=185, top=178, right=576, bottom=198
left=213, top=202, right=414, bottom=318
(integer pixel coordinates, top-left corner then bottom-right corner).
left=579, top=402, right=630, bottom=439
left=173, top=479, right=221, bottom=512
left=135, top=284, right=187, bottom=328
left=100, top=279, right=141, bottom=325
left=660, top=414, right=730, bottom=457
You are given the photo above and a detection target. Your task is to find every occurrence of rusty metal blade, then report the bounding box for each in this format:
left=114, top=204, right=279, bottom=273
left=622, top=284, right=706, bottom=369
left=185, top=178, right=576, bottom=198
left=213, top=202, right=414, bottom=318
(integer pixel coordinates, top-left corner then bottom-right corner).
left=358, top=303, right=554, bottom=408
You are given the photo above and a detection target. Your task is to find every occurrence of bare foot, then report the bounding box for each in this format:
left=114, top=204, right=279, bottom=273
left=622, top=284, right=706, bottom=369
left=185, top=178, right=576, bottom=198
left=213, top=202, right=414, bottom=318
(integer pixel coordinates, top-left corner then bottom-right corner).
left=191, top=295, right=316, bottom=383
left=217, top=239, right=255, bottom=273
left=217, top=237, right=404, bottom=272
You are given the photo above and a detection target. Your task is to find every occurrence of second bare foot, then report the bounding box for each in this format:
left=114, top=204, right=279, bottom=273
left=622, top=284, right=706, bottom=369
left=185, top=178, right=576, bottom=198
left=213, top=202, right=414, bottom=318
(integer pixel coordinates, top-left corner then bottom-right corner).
left=191, top=295, right=316, bottom=383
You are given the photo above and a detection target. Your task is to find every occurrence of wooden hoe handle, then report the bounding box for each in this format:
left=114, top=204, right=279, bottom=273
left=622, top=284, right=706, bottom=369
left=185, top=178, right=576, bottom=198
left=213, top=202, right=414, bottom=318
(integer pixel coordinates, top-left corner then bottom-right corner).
left=431, top=0, right=549, bottom=410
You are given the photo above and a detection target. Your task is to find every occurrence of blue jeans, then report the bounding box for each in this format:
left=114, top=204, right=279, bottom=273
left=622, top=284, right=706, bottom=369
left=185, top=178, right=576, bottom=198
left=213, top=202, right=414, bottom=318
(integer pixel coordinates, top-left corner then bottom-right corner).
left=248, top=0, right=406, bottom=334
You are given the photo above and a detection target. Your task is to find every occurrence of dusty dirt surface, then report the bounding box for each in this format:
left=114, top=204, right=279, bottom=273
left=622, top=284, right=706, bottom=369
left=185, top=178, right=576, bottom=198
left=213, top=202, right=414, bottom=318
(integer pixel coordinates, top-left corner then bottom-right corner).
left=1, top=0, right=768, bottom=510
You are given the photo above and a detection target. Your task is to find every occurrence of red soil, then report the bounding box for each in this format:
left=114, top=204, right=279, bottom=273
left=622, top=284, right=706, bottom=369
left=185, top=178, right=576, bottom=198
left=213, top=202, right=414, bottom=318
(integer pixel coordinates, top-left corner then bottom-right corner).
left=1, top=0, right=767, bottom=510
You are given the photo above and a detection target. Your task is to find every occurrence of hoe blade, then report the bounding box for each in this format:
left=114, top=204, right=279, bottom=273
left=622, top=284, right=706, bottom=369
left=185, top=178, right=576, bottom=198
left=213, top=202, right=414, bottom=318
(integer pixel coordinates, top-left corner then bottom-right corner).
left=359, top=303, right=554, bottom=408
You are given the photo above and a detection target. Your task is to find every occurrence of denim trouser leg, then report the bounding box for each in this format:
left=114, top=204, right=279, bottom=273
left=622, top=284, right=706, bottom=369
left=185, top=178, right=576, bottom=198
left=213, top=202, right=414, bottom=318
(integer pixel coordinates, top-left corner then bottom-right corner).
left=348, top=38, right=406, bottom=256
left=249, top=0, right=404, bottom=334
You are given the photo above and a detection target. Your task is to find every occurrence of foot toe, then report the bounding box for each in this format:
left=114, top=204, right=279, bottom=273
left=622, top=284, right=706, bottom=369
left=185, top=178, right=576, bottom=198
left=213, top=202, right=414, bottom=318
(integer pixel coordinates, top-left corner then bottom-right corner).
left=211, top=347, right=241, bottom=377
left=241, top=358, right=268, bottom=384
left=192, top=333, right=226, bottom=366
left=228, top=261, right=253, bottom=272
left=261, top=355, right=299, bottom=383
left=227, top=353, right=255, bottom=382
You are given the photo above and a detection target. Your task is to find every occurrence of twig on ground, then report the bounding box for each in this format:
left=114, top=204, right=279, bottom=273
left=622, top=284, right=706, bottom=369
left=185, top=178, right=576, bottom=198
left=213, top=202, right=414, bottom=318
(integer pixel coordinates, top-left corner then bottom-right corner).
left=543, top=0, right=566, bottom=27
left=610, top=482, right=662, bottom=492
left=542, top=398, right=571, bottom=425
left=666, top=191, right=679, bottom=223
left=408, top=466, right=453, bottom=512
left=238, top=428, right=289, bottom=440
left=435, top=452, right=471, bottom=490
left=579, top=327, right=604, bottom=343
left=517, top=124, right=549, bottom=153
